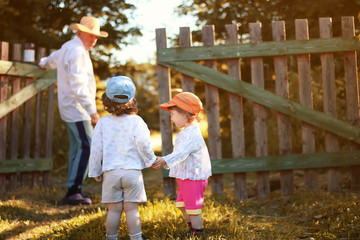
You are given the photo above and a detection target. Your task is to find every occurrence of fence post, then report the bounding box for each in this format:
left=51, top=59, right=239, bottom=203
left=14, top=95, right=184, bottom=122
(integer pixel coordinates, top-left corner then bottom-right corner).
left=179, top=27, right=195, bottom=93
left=156, top=28, right=176, bottom=198
left=342, top=16, right=360, bottom=191
left=272, top=21, right=293, bottom=195
left=249, top=22, right=270, bottom=198
left=295, top=19, right=318, bottom=190
left=0, top=41, right=9, bottom=193
left=319, top=18, right=340, bottom=191
left=202, top=25, right=223, bottom=196
left=225, top=24, right=247, bottom=200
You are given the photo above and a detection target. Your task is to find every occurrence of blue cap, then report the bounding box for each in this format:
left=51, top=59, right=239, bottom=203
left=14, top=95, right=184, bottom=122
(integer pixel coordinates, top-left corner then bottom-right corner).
left=105, top=76, right=136, bottom=103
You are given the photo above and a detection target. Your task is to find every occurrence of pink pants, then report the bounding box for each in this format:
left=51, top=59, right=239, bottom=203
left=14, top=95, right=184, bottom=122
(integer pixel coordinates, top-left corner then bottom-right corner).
left=175, top=179, right=208, bottom=215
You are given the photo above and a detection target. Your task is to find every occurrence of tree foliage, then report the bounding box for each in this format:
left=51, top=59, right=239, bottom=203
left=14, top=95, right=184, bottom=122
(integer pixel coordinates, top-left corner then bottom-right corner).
left=176, top=0, right=360, bottom=42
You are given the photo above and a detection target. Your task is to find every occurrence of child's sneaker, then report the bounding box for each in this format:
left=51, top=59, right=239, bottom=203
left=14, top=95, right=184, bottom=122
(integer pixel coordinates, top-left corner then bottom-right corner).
left=105, top=233, right=118, bottom=240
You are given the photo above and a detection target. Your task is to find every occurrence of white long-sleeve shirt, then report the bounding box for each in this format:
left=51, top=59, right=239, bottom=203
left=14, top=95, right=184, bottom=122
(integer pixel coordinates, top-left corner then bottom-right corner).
left=163, top=124, right=212, bottom=180
left=88, top=114, right=156, bottom=177
left=39, top=35, right=96, bottom=122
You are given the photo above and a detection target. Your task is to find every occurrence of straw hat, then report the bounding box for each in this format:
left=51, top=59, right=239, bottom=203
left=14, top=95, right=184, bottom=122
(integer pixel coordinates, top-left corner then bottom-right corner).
left=69, top=16, right=108, bottom=37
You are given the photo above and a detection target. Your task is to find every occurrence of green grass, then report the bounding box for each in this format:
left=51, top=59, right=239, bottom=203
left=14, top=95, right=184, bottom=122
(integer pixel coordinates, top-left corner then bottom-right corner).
left=1, top=169, right=360, bottom=240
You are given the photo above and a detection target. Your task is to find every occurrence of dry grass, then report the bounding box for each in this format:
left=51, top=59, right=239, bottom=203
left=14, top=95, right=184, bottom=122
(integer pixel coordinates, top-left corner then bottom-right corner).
left=1, top=168, right=360, bottom=240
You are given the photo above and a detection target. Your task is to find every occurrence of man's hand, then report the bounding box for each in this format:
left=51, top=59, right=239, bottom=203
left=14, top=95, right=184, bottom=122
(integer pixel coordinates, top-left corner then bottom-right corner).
left=37, top=65, right=46, bottom=70
left=91, top=112, right=100, bottom=127
left=94, top=175, right=102, bottom=182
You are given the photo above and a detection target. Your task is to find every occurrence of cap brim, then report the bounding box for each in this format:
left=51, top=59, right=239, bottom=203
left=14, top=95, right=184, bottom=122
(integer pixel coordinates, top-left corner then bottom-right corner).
left=69, top=23, right=108, bottom=37
left=159, top=102, right=176, bottom=111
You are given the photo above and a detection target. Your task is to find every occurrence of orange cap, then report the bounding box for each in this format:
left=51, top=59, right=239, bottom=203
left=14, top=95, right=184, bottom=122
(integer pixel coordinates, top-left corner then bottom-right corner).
left=159, top=92, right=203, bottom=116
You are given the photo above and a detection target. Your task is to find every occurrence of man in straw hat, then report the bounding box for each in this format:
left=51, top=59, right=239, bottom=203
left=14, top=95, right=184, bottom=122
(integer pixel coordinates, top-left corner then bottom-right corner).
left=39, top=16, right=108, bottom=205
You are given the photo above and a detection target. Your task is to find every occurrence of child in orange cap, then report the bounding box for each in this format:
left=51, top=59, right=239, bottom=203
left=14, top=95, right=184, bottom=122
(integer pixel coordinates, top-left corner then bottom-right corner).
left=152, top=92, right=212, bottom=236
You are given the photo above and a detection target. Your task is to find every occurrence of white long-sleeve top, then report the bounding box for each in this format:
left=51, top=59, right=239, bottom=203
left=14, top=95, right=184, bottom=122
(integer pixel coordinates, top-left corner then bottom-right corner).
left=88, top=114, right=156, bottom=177
left=163, top=124, right=212, bottom=180
left=39, top=35, right=97, bottom=122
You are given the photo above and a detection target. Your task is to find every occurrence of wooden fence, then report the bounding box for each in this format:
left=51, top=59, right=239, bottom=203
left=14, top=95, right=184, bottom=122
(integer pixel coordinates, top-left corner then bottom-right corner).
left=0, top=42, right=56, bottom=193
left=156, top=16, right=360, bottom=200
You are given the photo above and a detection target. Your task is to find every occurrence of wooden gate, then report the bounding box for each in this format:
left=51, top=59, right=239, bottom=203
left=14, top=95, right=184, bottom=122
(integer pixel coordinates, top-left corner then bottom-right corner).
left=0, top=42, right=56, bottom=193
left=156, top=16, right=360, bottom=200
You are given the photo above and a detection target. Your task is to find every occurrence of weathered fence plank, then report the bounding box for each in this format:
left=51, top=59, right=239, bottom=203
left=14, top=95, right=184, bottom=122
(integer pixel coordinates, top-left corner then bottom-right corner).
left=156, top=28, right=176, bottom=199
left=0, top=60, right=44, bottom=78
left=226, top=24, right=247, bottom=200
left=43, top=49, right=56, bottom=185
left=342, top=16, right=360, bottom=191
left=22, top=73, right=33, bottom=187
left=319, top=18, right=340, bottom=191
left=157, top=37, right=360, bottom=62
left=0, top=41, right=9, bottom=193
left=211, top=150, right=360, bottom=174
left=273, top=21, right=293, bottom=195
left=295, top=19, right=318, bottom=190
left=179, top=27, right=195, bottom=93
left=0, top=158, right=52, bottom=173
left=10, top=43, right=22, bottom=191
left=202, top=25, right=223, bottom=196
left=249, top=22, right=270, bottom=198
left=32, top=47, right=46, bottom=187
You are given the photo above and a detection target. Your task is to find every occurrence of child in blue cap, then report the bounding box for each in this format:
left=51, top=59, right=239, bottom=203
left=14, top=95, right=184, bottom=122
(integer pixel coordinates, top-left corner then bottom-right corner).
left=88, top=76, right=156, bottom=240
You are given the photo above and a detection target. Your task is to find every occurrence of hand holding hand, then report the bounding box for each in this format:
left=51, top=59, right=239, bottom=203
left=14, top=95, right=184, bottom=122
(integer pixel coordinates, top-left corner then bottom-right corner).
left=152, top=156, right=166, bottom=169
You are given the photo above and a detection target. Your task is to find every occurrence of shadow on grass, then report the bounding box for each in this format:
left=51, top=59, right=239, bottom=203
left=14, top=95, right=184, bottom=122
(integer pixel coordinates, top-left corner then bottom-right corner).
left=0, top=224, right=35, bottom=240
left=0, top=205, right=105, bottom=222
left=0, top=204, right=107, bottom=240
left=36, top=215, right=106, bottom=240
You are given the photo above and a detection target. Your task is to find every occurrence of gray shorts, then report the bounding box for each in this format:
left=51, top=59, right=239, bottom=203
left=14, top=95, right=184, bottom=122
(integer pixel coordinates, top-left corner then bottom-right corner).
left=101, top=168, right=147, bottom=203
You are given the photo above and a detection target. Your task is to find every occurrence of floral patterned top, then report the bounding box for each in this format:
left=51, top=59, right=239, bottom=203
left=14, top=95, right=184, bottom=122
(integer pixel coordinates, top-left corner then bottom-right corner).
left=88, top=114, right=156, bottom=178
left=163, top=124, right=212, bottom=180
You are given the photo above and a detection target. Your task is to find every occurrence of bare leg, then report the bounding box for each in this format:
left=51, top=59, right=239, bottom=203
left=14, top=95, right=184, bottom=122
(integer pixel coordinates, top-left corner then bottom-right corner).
left=178, top=207, right=191, bottom=222
left=106, top=202, right=123, bottom=235
left=189, top=214, right=202, bottom=229
left=124, top=202, right=141, bottom=236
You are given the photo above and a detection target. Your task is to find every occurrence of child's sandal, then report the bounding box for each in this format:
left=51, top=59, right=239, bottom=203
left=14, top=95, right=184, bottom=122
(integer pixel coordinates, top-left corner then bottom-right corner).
left=188, top=227, right=203, bottom=237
